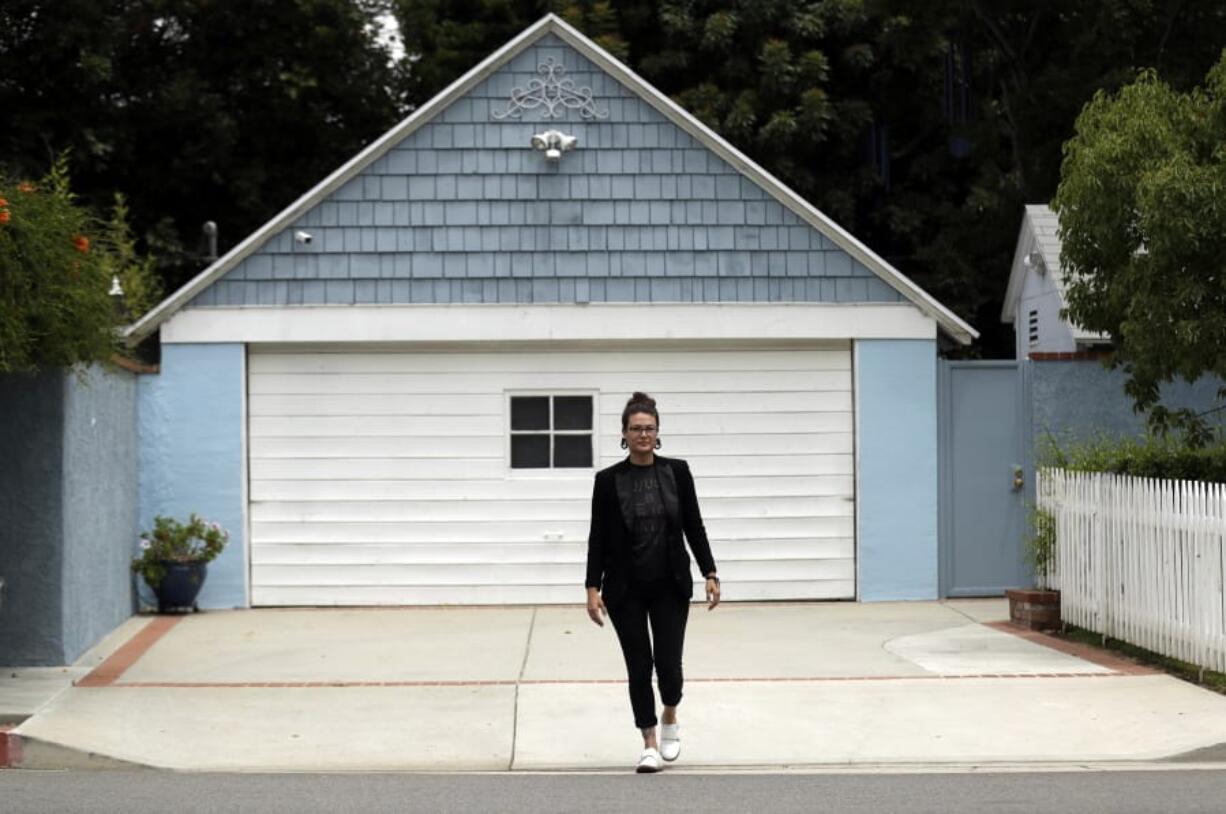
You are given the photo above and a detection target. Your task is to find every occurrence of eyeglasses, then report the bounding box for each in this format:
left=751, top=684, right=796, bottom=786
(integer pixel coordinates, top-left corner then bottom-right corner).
left=627, top=425, right=658, bottom=435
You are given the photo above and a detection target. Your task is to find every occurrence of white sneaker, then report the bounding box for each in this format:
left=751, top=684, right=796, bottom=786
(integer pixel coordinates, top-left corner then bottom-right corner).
left=660, top=723, right=681, bottom=762
left=636, top=747, right=663, bottom=773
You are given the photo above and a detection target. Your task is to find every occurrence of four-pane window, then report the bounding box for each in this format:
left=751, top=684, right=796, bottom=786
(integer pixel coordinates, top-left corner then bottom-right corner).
left=509, top=395, right=594, bottom=469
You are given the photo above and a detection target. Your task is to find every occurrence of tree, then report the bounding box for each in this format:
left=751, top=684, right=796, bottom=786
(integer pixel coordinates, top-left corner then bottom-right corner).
left=7, top=0, right=1226, bottom=355
left=0, top=0, right=404, bottom=294
left=393, top=1, right=1226, bottom=357
left=1053, top=51, right=1226, bottom=444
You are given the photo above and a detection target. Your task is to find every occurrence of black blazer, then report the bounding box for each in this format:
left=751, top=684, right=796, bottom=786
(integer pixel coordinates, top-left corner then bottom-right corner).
left=585, top=455, right=718, bottom=605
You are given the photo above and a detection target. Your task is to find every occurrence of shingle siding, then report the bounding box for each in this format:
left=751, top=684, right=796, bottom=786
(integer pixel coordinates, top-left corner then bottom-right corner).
left=188, top=35, right=904, bottom=308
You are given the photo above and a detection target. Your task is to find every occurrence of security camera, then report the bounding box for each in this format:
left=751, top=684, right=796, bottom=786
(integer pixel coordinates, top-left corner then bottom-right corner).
left=294, top=230, right=313, bottom=244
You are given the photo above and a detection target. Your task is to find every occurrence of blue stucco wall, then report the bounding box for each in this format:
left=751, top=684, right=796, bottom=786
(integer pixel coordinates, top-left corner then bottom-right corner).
left=1030, top=359, right=1225, bottom=450
left=138, top=345, right=246, bottom=608
left=0, top=372, right=67, bottom=665
left=61, top=367, right=138, bottom=662
left=1, top=366, right=138, bottom=666
left=856, top=340, right=939, bottom=601
left=189, top=34, right=904, bottom=309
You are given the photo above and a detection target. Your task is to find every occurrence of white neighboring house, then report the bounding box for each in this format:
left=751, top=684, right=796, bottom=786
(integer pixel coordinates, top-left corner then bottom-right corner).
left=1001, top=204, right=1109, bottom=358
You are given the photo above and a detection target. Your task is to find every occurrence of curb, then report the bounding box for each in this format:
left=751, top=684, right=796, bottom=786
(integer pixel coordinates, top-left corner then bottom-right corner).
left=0, top=729, right=148, bottom=771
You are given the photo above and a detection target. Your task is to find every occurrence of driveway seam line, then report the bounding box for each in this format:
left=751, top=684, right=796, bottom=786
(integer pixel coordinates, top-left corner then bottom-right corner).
left=508, top=607, right=537, bottom=771
left=940, top=601, right=984, bottom=625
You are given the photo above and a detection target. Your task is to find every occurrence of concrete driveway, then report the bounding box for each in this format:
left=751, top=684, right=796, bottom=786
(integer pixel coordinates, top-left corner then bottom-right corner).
left=6, top=599, right=1226, bottom=772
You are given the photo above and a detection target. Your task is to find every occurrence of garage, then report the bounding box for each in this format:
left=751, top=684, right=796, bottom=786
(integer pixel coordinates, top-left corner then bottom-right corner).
left=247, top=343, right=855, bottom=605
left=130, top=15, right=975, bottom=609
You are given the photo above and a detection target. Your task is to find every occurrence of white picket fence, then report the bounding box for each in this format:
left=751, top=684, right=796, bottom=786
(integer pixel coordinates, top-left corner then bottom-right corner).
left=1039, top=468, right=1226, bottom=673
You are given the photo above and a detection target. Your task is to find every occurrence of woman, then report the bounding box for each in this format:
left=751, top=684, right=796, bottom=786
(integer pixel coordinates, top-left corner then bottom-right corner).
left=585, top=391, right=720, bottom=773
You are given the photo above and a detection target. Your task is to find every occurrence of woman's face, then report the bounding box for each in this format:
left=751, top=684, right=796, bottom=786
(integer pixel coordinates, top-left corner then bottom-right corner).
left=623, top=411, right=659, bottom=456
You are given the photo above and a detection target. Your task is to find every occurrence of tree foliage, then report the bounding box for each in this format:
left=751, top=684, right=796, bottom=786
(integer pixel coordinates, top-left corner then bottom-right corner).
left=1053, top=52, right=1226, bottom=444
left=101, top=193, right=163, bottom=322
left=5, top=1, right=1226, bottom=357
left=0, top=0, right=404, bottom=294
left=0, top=159, right=117, bottom=373
left=393, top=0, right=1226, bottom=356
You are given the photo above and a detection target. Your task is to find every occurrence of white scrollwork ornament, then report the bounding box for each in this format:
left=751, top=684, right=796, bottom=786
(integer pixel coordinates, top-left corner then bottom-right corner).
left=492, top=57, right=608, bottom=120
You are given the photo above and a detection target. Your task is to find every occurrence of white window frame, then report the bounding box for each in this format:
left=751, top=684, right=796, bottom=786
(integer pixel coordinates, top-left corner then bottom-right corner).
left=504, top=390, right=598, bottom=476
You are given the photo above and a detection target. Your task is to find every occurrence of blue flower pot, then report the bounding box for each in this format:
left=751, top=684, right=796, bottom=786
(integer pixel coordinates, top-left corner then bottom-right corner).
left=153, top=561, right=208, bottom=613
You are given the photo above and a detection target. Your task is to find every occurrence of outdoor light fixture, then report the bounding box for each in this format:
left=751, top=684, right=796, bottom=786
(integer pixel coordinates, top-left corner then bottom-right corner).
left=1022, top=250, right=1046, bottom=275
left=109, top=274, right=125, bottom=320
left=530, top=129, right=578, bottom=161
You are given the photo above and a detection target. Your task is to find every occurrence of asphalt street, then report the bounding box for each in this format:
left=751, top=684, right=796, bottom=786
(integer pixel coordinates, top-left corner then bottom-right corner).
left=3, top=769, right=1226, bottom=813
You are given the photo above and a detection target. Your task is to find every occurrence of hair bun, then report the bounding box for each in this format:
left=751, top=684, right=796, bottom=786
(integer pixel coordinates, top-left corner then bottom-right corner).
left=621, top=391, right=660, bottom=431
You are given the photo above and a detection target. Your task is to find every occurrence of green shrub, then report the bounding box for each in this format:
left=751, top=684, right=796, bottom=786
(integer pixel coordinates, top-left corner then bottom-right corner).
left=0, top=157, right=160, bottom=373
left=100, top=193, right=162, bottom=323
left=0, top=158, right=116, bottom=373
left=1038, top=431, right=1226, bottom=483
left=1025, top=504, right=1057, bottom=586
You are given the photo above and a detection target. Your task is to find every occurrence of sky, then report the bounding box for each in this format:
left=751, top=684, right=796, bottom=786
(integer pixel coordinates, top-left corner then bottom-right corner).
left=373, top=11, right=406, bottom=63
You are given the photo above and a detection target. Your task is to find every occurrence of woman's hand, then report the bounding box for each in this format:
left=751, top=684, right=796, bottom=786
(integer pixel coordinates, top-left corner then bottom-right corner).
left=586, top=587, right=606, bottom=626
left=706, top=576, right=721, bottom=610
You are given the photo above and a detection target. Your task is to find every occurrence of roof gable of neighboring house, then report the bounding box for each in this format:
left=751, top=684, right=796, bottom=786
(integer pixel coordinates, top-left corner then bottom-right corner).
left=1001, top=204, right=1107, bottom=343
left=128, top=14, right=977, bottom=345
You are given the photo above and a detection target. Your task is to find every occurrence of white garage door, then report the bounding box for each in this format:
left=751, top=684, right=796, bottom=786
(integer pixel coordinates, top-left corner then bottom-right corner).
left=247, top=345, right=855, bottom=605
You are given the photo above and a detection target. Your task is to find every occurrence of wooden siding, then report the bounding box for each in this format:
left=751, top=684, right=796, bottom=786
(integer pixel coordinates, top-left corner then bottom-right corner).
left=190, top=34, right=903, bottom=309
left=247, top=345, right=856, bottom=605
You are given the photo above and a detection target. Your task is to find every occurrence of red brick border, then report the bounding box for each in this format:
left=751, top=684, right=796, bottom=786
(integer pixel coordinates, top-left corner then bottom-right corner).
left=986, top=620, right=1159, bottom=675
left=97, top=672, right=1136, bottom=689
left=0, top=726, right=20, bottom=769
left=77, top=616, right=183, bottom=688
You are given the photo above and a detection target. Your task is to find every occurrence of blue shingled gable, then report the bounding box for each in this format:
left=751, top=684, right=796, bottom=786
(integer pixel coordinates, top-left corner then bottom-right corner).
left=189, top=34, right=904, bottom=308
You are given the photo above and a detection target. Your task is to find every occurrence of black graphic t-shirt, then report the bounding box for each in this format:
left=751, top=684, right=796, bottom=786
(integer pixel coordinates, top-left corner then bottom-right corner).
left=628, top=462, right=669, bottom=581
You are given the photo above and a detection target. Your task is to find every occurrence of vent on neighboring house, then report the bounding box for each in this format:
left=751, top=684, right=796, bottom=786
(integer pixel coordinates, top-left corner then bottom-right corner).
left=1028, top=310, right=1039, bottom=347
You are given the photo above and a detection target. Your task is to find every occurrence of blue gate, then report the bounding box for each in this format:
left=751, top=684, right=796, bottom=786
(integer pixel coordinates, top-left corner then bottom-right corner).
left=937, top=360, right=1032, bottom=596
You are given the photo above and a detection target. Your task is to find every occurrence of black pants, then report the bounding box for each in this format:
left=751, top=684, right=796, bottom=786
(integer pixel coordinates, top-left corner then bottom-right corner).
left=606, top=578, right=691, bottom=729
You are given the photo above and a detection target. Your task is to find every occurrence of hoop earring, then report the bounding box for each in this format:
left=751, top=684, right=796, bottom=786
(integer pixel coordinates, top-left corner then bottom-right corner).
left=620, top=438, right=629, bottom=450
left=654, top=438, right=662, bottom=449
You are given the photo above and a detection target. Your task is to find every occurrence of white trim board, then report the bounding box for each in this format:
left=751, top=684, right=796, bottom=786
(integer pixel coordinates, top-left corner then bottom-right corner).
left=126, top=14, right=977, bottom=346
left=161, top=303, right=937, bottom=345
